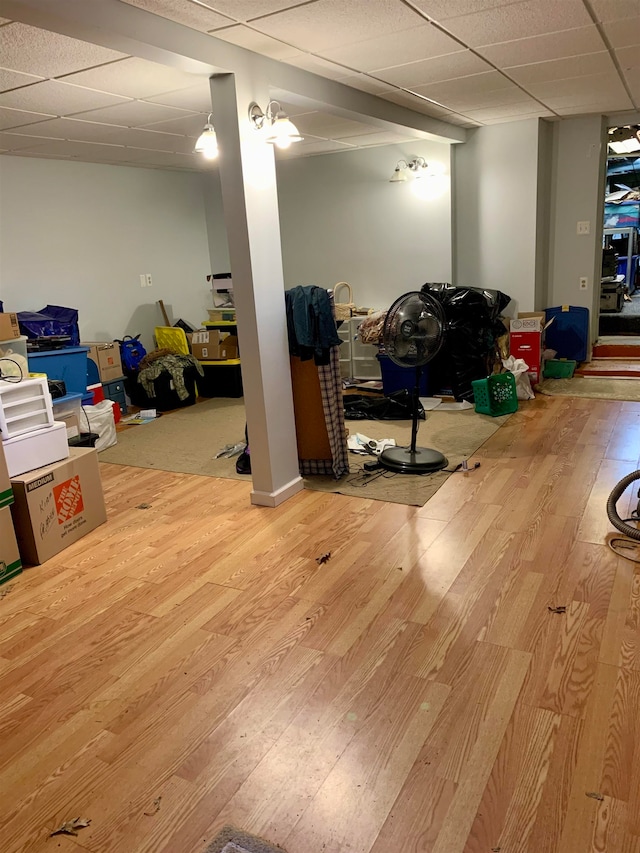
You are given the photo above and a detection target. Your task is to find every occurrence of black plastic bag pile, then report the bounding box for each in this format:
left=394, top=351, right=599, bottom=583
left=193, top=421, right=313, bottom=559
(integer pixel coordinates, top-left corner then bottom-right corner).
left=421, top=283, right=512, bottom=402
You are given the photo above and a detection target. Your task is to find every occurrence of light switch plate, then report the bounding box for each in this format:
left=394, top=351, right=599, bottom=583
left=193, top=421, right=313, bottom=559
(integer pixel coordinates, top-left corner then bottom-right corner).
left=577, top=221, right=590, bottom=235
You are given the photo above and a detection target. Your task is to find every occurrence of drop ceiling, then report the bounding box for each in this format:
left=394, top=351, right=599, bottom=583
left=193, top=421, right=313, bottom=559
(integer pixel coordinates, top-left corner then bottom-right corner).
left=0, top=0, right=638, bottom=171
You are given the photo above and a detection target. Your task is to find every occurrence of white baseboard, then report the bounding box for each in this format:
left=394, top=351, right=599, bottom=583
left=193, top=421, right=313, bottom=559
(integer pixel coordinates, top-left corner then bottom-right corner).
left=250, top=476, right=304, bottom=507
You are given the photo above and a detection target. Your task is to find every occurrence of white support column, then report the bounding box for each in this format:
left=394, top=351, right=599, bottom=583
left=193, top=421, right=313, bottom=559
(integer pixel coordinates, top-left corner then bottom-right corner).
left=208, top=73, right=303, bottom=508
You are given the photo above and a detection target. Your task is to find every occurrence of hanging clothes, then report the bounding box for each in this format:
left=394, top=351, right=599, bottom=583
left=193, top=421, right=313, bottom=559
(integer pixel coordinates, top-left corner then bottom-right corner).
left=285, top=285, right=342, bottom=365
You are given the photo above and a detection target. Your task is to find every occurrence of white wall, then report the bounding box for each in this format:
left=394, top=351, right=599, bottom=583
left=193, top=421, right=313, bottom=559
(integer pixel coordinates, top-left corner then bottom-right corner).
left=453, top=119, right=542, bottom=311
left=274, top=141, right=453, bottom=310
left=0, top=157, right=213, bottom=350
left=547, top=114, right=607, bottom=339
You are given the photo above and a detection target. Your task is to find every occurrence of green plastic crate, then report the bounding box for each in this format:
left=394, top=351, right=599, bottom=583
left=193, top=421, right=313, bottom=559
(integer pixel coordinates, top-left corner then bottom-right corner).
left=543, top=359, right=577, bottom=379
left=472, top=372, right=518, bottom=417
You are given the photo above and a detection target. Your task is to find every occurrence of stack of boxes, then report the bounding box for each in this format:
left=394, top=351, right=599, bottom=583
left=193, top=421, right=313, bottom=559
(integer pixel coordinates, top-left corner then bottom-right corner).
left=0, top=315, right=107, bottom=567
left=509, top=312, right=551, bottom=386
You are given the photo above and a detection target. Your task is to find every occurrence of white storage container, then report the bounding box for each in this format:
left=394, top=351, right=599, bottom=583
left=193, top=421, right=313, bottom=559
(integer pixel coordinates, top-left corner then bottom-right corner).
left=3, top=421, right=68, bottom=477
left=0, top=336, right=29, bottom=380
left=0, top=376, right=55, bottom=441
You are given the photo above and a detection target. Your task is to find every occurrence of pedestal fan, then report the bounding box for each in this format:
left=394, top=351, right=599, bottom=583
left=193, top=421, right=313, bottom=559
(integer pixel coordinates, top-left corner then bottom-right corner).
left=378, top=290, right=448, bottom=474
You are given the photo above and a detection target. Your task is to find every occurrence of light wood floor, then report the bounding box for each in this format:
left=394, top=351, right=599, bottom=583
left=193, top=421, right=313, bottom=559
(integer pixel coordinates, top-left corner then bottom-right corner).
left=1, top=394, right=639, bottom=853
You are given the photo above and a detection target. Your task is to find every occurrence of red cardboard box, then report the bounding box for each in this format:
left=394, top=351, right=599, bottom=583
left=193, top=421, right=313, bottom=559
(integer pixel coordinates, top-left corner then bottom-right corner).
left=510, top=331, right=543, bottom=384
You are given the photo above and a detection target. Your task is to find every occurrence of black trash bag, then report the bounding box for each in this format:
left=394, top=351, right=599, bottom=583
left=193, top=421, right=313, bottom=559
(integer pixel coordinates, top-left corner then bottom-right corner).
left=344, top=389, right=425, bottom=421
left=421, top=283, right=512, bottom=402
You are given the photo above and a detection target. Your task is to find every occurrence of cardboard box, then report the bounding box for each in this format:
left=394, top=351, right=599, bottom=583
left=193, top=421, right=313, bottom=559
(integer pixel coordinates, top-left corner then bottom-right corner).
left=510, top=331, right=543, bottom=383
left=0, top=506, right=22, bottom=585
left=83, top=342, right=123, bottom=383
left=510, top=312, right=546, bottom=332
left=10, top=447, right=107, bottom=565
left=0, top=442, right=13, bottom=509
left=56, top=411, right=80, bottom=440
left=0, top=312, right=20, bottom=340
left=191, top=330, right=238, bottom=361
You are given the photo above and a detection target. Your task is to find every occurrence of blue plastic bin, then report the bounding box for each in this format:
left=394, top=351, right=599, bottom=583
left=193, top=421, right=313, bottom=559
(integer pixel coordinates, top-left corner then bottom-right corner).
left=28, top=346, right=89, bottom=395
left=377, top=353, right=430, bottom=396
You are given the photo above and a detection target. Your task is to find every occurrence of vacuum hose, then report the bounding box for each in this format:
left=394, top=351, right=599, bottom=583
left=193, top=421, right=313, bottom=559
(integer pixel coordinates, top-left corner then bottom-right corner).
left=606, top=469, right=640, bottom=541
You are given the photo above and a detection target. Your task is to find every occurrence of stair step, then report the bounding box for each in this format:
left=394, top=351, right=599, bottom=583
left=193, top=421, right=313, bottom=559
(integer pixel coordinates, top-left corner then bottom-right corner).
left=576, top=359, right=640, bottom=378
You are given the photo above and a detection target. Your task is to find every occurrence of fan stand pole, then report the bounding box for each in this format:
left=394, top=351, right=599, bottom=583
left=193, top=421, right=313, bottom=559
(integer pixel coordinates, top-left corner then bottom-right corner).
left=410, top=365, right=421, bottom=454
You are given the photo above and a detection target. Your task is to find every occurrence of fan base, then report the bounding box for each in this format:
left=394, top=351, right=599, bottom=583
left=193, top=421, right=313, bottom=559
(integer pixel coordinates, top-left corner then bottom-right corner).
left=379, top=446, right=448, bottom=474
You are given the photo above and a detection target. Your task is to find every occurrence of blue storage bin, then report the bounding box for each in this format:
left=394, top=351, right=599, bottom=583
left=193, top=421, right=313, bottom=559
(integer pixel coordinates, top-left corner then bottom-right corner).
left=544, top=306, right=589, bottom=363
left=28, top=346, right=89, bottom=395
left=377, top=353, right=430, bottom=396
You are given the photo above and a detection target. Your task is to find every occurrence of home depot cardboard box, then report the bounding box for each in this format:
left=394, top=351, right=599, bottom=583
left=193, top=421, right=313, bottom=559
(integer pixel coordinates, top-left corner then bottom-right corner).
left=83, top=342, right=123, bottom=383
left=0, top=506, right=22, bottom=585
left=0, top=312, right=20, bottom=340
left=0, top=440, right=12, bottom=509
left=190, top=330, right=238, bottom=361
left=10, top=447, right=107, bottom=565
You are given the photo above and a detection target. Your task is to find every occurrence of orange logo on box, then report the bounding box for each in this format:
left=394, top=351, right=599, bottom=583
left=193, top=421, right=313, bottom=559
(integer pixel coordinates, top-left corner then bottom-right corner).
left=53, top=476, right=84, bottom=524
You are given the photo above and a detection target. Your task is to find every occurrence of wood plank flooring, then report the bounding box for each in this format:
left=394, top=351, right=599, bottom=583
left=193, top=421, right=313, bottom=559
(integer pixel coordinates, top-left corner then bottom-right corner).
left=1, top=394, right=639, bottom=853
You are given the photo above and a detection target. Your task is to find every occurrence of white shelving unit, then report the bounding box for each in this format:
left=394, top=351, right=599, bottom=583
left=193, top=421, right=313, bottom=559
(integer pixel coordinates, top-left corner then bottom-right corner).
left=0, top=376, right=54, bottom=440
left=337, top=316, right=381, bottom=380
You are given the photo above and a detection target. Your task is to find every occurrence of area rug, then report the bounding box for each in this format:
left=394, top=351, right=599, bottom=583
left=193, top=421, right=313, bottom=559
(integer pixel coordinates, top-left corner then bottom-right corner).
left=536, top=376, right=640, bottom=401
left=99, top=397, right=511, bottom=506
left=204, top=826, right=287, bottom=853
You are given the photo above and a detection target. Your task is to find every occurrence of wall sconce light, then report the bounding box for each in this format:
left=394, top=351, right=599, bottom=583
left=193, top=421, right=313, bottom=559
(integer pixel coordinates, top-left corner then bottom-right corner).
left=249, top=100, right=303, bottom=149
left=194, top=113, right=218, bottom=159
left=389, top=157, right=429, bottom=182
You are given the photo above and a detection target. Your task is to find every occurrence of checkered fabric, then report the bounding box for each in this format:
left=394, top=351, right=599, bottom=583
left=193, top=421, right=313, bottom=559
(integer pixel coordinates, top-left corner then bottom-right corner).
left=316, top=312, right=349, bottom=478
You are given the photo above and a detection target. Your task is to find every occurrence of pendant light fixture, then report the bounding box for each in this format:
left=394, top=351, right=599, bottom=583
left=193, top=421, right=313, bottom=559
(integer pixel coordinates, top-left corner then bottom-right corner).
left=249, top=100, right=303, bottom=149
left=194, top=113, right=218, bottom=159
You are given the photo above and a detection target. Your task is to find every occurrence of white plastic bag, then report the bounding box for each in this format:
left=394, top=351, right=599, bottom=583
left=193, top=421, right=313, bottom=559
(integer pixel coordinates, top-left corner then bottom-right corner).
left=82, top=400, right=117, bottom=451
left=502, top=356, right=535, bottom=400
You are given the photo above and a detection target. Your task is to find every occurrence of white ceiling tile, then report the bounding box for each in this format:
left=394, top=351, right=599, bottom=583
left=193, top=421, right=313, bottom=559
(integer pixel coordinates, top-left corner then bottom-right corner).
left=59, top=57, right=204, bottom=99
left=555, top=98, right=634, bottom=114
left=201, top=1, right=312, bottom=22
left=145, top=83, right=213, bottom=111
left=106, top=148, right=202, bottom=168
left=617, top=45, right=640, bottom=89
left=0, top=68, right=45, bottom=92
left=0, top=131, right=60, bottom=150
left=604, top=16, right=640, bottom=47
left=119, top=0, right=233, bottom=31
left=380, top=89, right=465, bottom=117
left=0, top=105, right=56, bottom=130
left=0, top=81, right=130, bottom=116
left=284, top=54, right=352, bottom=80
left=463, top=102, right=553, bottom=120
left=409, top=0, right=521, bottom=20
left=250, top=0, right=422, bottom=52
left=20, top=139, right=127, bottom=158
left=320, top=24, right=464, bottom=71
left=589, top=0, right=640, bottom=22
left=506, top=51, right=617, bottom=85
left=5, top=117, right=126, bottom=141
left=291, top=112, right=382, bottom=139
left=97, top=126, right=196, bottom=153
left=212, top=25, right=302, bottom=59
left=373, top=51, right=492, bottom=88
left=71, top=101, right=199, bottom=127
left=478, top=26, right=606, bottom=66
left=7, top=151, right=74, bottom=160
left=334, top=74, right=396, bottom=96
left=527, top=71, right=631, bottom=99
left=0, top=23, right=126, bottom=77
left=412, top=70, right=519, bottom=101
left=443, top=0, right=593, bottom=48
left=140, top=113, right=212, bottom=135
left=474, top=111, right=548, bottom=123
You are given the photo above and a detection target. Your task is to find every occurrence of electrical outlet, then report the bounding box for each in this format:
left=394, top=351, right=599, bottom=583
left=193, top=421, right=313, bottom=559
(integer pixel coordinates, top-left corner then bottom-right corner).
left=139, top=274, right=146, bottom=288
left=145, top=274, right=153, bottom=287
left=579, top=276, right=588, bottom=290
left=577, top=220, right=590, bottom=235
